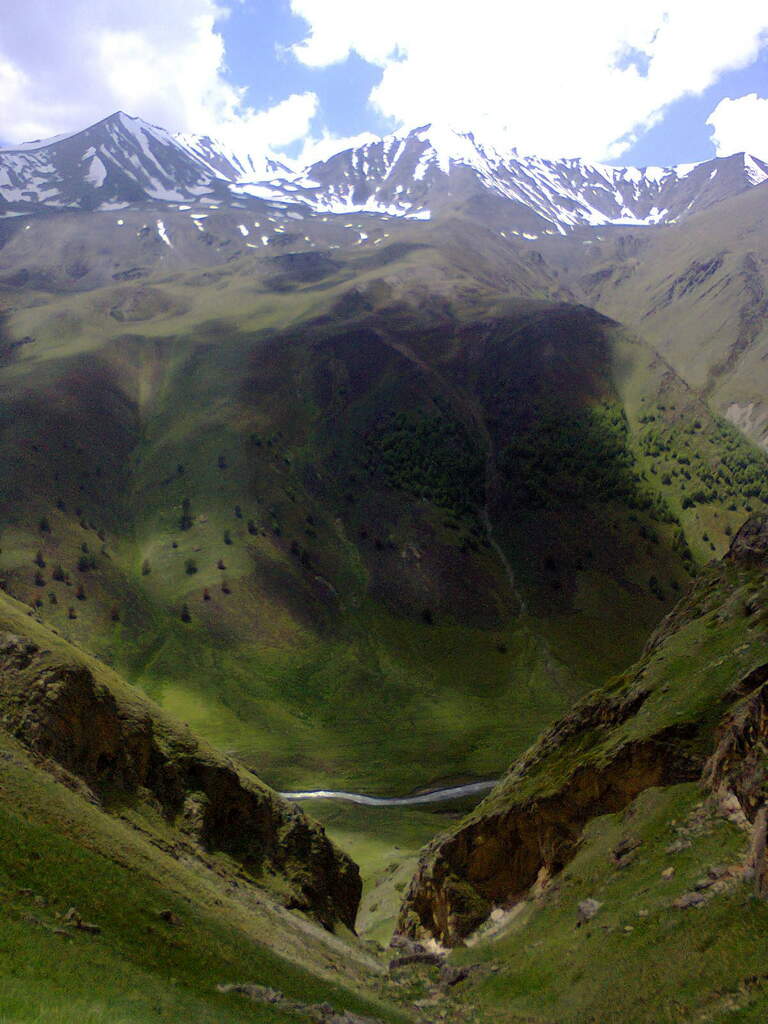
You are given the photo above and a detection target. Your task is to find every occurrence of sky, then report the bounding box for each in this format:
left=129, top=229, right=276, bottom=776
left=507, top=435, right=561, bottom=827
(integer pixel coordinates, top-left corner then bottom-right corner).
left=0, top=0, right=767, bottom=167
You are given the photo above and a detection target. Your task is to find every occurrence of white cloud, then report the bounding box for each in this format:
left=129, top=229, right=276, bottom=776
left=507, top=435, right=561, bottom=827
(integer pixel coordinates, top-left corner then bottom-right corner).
left=219, top=92, right=320, bottom=153
left=296, top=129, right=379, bottom=166
left=0, top=0, right=316, bottom=155
left=289, top=0, right=768, bottom=160
left=706, top=93, right=768, bottom=158
left=3, top=2, right=767, bottom=166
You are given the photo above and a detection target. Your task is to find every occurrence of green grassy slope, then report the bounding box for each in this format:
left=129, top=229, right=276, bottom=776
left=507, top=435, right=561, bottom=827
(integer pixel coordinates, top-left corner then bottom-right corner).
left=0, top=768, right=400, bottom=1024
left=0, top=217, right=765, bottom=798
left=0, top=590, right=412, bottom=1023
left=1, top=179, right=767, bottom=1023
left=447, top=783, right=768, bottom=1024
left=571, top=182, right=768, bottom=452
left=395, top=514, right=768, bottom=1020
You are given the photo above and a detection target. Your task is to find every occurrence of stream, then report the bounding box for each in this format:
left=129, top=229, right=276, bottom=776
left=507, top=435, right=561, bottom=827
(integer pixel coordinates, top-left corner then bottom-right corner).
left=279, top=779, right=499, bottom=806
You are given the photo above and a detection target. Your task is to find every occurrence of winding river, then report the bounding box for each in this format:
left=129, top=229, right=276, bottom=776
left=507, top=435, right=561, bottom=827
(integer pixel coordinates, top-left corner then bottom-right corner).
left=279, top=779, right=498, bottom=807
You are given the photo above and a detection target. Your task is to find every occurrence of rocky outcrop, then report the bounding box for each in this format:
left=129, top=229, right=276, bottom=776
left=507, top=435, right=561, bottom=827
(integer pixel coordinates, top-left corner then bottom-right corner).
left=0, top=633, right=361, bottom=931
left=703, top=667, right=768, bottom=820
left=398, top=729, right=699, bottom=945
left=726, top=512, right=768, bottom=566
left=397, top=515, right=768, bottom=946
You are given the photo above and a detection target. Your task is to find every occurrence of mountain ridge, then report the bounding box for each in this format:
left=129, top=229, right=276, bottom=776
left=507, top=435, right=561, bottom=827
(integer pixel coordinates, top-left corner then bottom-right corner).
left=2, top=111, right=767, bottom=232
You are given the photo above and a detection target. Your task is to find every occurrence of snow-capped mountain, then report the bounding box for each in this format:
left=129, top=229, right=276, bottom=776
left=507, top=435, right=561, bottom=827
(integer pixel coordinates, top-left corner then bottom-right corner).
left=1, top=113, right=767, bottom=232
left=174, top=131, right=291, bottom=184
left=0, top=111, right=292, bottom=212
left=297, top=124, right=768, bottom=231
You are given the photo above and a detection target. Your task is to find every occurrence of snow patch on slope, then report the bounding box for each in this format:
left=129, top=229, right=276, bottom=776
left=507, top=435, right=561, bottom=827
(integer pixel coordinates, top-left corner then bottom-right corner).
left=84, top=153, right=107, bottom=187
left=156, top=220, right=172, bottom=247
left=744, top=154, right=768, bottom=186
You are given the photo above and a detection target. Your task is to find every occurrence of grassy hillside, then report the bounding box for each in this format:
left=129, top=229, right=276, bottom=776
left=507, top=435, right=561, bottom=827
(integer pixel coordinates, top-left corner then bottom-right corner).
left=1, top=171, right=768, bottom=1024
left=395, top=514, right=768, bottom=1021
left=302, top=799, right=474, bottom=948
left=0, top=760, right=403, bottom=1024
left=0, top=588, right=415, bottom=1023
left=0, top=212, right=766, bottom=799
left=448, top=783, right=768, bottom=1024
left=570, top=182, right=768, bottom=452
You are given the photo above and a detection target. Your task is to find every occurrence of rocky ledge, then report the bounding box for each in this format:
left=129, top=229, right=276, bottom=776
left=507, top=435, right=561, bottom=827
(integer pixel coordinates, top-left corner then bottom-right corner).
left=0, top=631, right=361, bottom=931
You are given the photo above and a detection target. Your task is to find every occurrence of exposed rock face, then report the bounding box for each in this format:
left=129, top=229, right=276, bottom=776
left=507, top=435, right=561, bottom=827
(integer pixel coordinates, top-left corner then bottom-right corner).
left=0, top=634, right=361, bottom=931
left=726, top=512, right=768, bottom=566
left=397, top=515, right=768, bottom=946
left=702, top=514, right=768, bottom=827
left=398, top=728, right=698, bottom=945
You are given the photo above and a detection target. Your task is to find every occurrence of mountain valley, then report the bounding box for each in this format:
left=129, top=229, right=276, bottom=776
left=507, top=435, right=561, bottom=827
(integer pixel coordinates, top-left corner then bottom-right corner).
left=0, top=112, right=767, bottom=1022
